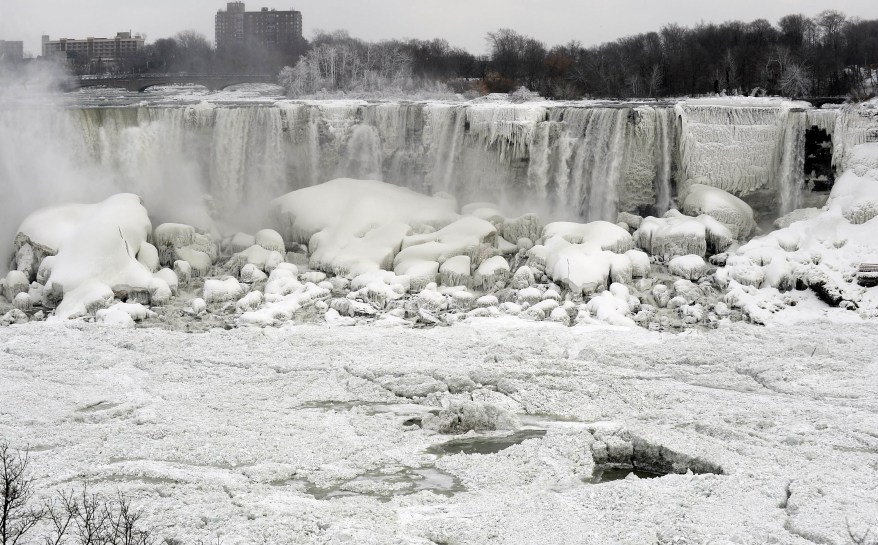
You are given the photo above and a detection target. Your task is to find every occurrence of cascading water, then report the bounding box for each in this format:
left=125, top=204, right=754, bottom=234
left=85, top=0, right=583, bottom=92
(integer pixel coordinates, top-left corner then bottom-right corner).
left=653, top=108, right=676, bottom=214
left=776, top=109, right=807, bottom=215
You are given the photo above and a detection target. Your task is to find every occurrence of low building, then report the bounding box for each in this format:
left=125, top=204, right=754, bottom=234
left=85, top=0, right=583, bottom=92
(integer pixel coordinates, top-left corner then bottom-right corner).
left=41, top=32, right=145, bottom=63
left=0, top=40, right=24, bottom=63
left=215, top=2, right=302, bottom=52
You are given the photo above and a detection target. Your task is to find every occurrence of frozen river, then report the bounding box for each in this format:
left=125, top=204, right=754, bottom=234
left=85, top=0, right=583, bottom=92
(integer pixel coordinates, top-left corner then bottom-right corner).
left=2, top=316, right=876, bottom=544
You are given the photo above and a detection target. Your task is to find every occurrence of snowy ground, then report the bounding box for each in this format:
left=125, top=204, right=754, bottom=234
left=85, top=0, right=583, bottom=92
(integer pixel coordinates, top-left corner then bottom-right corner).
left=2, top=318, right=877, bottom=545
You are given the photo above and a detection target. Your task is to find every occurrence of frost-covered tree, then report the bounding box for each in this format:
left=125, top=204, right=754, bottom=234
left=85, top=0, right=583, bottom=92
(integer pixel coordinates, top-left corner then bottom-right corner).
left=278, top=34, right=416, bottom=97
left=780, top=63, right=812, bottom=97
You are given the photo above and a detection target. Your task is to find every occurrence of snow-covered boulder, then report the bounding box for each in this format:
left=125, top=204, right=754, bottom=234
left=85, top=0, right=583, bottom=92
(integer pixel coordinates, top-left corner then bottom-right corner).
left=154, top=223, right=218, bottom=274
left=148, top=278, right=172, bottom=306
left=13, top=292, right=32, bottom=312
left=501, top=213, right=543, bottom=244
left=439, top=255, right=472, bottom=287
left=511, top=266, right=535, bottom=289
left=4, top=270, right=29, bottom=301
left=154, top=268, right=179, bottom=295
left=682, top=184, right=756, bottom=239
left=625, top=250, right=651, bottom=278
left=254, top=229, right=286, bottom=253
left=473, top=256, right=510, bottom=289
left=533, top=236, right=612, bottom=295
left=669, top=255, right=708, bottom=280
left=585, top=284, right=635, bottom=327
left=542, top=221, right=634, bottom=253
left=229, top=232, right=256, bottom=253
left=137, top=242, right=160, bottom=273
left=15, top=195, right=155, bottom=319
left=203, top=277, right=245, bottom=304
left=271, top=179, right=458, bottom=277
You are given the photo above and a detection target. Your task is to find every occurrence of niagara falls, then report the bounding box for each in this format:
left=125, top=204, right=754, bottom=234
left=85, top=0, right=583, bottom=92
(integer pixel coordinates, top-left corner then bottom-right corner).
left=1, top=2, right=878, bottom=544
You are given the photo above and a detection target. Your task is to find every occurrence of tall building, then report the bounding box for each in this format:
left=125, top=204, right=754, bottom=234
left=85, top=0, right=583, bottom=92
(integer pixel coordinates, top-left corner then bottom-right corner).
left=0, top=40, right=24, bottom=63
left=41, top=32, right=145, bottom=63
left=215, top=3, right=302, bottom=51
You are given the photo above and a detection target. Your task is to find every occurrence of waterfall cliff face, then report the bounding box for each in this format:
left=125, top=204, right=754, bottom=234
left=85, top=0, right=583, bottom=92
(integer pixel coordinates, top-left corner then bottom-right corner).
left=4, top=99, right=866, bottom=243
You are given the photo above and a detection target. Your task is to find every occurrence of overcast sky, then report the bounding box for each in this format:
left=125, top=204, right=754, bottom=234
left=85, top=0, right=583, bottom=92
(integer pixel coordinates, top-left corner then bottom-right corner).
left=3, top=0, right=878, bottom=57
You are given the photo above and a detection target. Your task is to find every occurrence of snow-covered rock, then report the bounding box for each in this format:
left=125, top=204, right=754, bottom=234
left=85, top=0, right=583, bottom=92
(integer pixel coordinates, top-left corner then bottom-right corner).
left=682, top=184, right=756, bottom=239
left=669, top=255, right=708, bottom=280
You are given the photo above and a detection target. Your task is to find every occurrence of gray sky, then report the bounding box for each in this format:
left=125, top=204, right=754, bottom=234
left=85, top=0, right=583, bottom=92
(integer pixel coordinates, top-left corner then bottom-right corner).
left=3, top=0, right=878, bottom=57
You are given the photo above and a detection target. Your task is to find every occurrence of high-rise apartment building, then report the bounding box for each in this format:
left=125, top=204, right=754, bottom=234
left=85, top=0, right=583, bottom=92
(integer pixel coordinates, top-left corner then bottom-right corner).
left=215, top=3, right=302, bottom=51
left=41, top=32, right=145, bottom=62
left=0, top=40, right=24, bottom=63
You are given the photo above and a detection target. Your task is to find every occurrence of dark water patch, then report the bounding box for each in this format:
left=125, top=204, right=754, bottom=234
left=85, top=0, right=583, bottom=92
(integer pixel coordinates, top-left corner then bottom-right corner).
left=587, top=465, right=665, bottom=484
left=305, top=467, right=464, bottom=501
left=427, top=429, right=547, bottom=456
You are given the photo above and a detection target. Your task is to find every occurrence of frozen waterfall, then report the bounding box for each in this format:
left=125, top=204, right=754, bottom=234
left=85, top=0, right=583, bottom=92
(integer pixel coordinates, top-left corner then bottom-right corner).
left=1, top=98, right=861, bottom=246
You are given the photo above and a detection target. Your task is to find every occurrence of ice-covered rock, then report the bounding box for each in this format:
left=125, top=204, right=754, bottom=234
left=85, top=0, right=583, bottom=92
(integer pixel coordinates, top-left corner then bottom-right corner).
left=585, top=285, right=635, bottom=327
left=148, top=277, right=172, bottom=306
left=511, top=266, right=536, bottom=289
left=625, top=250, right=651, bottom=278
left=154, top=269, right=179, bottom=295
left=534, top=236, right=612, bottom=295
left=240, top=264, right=268, bottom=284
left=473, top=255, right=510, bottom=289
left=682, top=184, right=756, bottom=239
left=4, top=270, right=29, bottom=301
left=501, top=213, right=543, bottom=244
left=254, top=229, right=286, bottom=253
left=203, top=277, right=245, bottom=304
left=173, top=260, right=192, bottom=286
left=271, top=179, right=458, bottom=276
left=439, top=255, right=472, bottom=287
left=543, top=221, right=634, bottom=253
left=669, top=255, right=708, bottom=280
left=236, top=291, right=264, bottom=312
left=137, top=242, right=160, bottom=273
left=15, top=195, right=155, bottom=319
left=13, top=292, right=32, bottom=312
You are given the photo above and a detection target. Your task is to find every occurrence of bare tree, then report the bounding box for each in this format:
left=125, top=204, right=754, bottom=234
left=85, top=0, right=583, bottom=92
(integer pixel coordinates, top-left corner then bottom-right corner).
left=780, top=63, right=811, bottom=97
left=1, top=441, right=45, bottom=545
left=1, top=440, right=154, bottom=545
